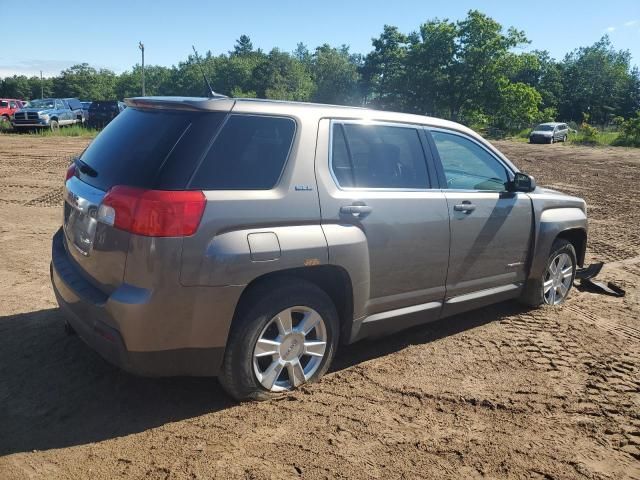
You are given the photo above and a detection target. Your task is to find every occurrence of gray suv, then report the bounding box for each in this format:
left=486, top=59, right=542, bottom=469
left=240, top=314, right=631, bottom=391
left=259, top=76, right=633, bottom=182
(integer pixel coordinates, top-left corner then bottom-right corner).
left=51, top=97, right=588, bottom=400
left=529, top=122, right=569, bottom=144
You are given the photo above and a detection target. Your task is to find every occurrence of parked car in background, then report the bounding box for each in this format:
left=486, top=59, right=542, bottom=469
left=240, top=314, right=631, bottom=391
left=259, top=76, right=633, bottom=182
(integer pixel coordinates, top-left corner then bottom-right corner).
left=87, top=100, right=126, bottom=129
left=81, top=101, right=92, bottom=123
left=64, top=98, right=86, bottom=126
left=0, top=99, right=25, bottom=123
left=51, top=96, right=588, bottom=401
left=13, top=98, right=84, bottom=131
left=529, top=122, right=569, bottom=144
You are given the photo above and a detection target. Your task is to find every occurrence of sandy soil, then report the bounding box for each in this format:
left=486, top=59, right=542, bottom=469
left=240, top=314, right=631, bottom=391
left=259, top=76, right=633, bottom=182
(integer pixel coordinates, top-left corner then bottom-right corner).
left=0, top=135, right=638, bottom=479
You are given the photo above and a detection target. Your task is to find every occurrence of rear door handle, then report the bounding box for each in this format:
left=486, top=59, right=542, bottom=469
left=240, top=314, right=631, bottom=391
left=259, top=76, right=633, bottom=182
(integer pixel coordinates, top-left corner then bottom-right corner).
left=453, top=202, right=476, bottom=213
left=340, top=204, right=372, bottom=217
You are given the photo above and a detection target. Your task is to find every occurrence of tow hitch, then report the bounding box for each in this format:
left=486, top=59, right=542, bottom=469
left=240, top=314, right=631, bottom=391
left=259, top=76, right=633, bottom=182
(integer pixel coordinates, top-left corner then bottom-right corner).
left=575, top=262, right=626, bottom=297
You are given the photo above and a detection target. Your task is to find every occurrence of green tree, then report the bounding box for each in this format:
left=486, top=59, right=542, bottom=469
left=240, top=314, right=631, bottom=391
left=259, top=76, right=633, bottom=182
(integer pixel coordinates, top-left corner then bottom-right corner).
left=309, top=44, right=361, bottom=105
left=560, top=36, right=633, bottom=124
left=254, top=49, right=314, bottom=101
left=361, top=25, right=409, bottom=110
left=493, top=81, right=542, bottom=132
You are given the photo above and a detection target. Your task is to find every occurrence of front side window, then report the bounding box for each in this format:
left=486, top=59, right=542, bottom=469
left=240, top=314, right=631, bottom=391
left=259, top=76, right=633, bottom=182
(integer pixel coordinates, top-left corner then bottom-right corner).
left=331, top=122, right=429, bottom=189
left=190, top=115, right=296, bottom=190
left=431, top=131, right=509, bottom=192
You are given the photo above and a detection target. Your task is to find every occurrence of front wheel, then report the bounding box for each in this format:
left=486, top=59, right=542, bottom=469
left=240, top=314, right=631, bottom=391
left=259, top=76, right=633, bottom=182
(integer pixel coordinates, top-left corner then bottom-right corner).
left=219, top=280, right=339, bottom=401
left=520, top=239, right=576, bottom=307
left=542, top=240, right=576, bottom=305
left=49, top=120, right=59, bottom=132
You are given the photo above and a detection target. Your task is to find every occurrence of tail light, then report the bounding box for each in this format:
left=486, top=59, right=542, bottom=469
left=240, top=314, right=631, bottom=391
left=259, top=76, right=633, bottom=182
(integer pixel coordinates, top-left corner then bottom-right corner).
left=98, top=186, right=206, bottom=237
left=65, top=163, right=77, bottom=182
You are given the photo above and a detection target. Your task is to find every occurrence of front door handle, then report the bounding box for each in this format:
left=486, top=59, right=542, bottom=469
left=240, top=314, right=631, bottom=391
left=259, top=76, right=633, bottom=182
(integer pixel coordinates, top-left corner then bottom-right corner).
left=453, top=202, right=476, bottom=213
left=340, top=203, right=372, bottom=217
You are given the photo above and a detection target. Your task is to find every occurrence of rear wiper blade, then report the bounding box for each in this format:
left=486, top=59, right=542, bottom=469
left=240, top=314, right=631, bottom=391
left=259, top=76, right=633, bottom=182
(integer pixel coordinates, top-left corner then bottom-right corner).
left=76, top=159, right=98, bottom=177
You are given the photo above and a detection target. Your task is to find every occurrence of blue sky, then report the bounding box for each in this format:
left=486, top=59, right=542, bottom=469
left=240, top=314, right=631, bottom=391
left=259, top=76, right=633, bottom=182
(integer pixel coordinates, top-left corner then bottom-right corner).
left=1, top=0, right=639, bottom=77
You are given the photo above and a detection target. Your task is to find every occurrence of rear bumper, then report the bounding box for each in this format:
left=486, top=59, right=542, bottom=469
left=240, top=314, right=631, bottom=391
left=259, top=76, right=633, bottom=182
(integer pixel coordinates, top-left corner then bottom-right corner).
left=50, top=228, right=235, bottom=376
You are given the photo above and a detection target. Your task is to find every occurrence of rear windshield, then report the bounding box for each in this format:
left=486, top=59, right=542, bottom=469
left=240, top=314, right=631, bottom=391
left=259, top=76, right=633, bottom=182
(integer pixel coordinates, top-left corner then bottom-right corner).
left=77, top=108, right=226, bottom=191
left=0, top=101, right=8, bottom=107
left=76, top=108, right=296, bottom=192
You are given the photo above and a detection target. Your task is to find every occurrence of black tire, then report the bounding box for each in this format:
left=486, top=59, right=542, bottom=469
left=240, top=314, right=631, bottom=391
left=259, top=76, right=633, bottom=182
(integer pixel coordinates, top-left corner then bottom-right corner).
left=549, top=136, right=554, bottom=144
left=50, top=119, right=59, bottom=132
left=219, top=279, right=339, bottom=401
left=563, top=135, right=567, bottom=142
left=520, top=238, right=576, bottom=307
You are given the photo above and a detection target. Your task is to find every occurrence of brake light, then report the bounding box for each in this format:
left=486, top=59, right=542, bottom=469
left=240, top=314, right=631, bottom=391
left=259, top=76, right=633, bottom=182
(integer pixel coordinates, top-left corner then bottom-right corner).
left=98, top=186, right=206, bottom=237
left=65, top=163, right=77, bottom=182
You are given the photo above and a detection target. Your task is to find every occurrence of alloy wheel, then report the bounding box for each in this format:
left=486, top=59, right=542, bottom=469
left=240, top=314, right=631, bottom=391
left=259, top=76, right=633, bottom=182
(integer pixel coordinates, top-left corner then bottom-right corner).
left=252, top=306, right=327, bottom=392
left=543, top=252, right=573, bottom=305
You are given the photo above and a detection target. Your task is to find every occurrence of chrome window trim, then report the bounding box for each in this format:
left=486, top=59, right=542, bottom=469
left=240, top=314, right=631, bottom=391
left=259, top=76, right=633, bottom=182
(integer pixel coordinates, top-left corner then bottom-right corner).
left=328, top=119, right=435, bottom=192
left=427, top=126, right=516, bottom=193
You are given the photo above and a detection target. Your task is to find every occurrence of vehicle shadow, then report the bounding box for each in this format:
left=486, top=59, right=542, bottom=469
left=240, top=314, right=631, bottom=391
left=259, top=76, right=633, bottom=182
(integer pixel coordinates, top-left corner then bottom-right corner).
left=0, top=300, right=530, bottom=455
left=0, top=308, right=234, bottom=456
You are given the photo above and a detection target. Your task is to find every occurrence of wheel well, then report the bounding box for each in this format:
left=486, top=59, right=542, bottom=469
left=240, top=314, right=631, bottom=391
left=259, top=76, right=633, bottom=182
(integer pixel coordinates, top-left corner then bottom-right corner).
left=234, top=265, right=354, bottom=344
left=556, top=228, right=587, bottom=266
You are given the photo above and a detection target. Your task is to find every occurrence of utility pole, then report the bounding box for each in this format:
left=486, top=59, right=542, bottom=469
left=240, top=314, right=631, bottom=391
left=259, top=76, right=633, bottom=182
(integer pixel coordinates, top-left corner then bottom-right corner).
left=40, top=70, right=43, bottom=99
left=139, top=41, right=145, bottom=96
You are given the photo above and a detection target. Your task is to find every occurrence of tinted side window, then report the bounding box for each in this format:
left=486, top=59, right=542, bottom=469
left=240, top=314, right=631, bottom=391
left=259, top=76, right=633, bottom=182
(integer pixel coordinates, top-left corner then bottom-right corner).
left=331, top=123, right=429, bottom=189
left=190, top=115, right=295, bottom=190
left=431, top=131, right=508, bottom=191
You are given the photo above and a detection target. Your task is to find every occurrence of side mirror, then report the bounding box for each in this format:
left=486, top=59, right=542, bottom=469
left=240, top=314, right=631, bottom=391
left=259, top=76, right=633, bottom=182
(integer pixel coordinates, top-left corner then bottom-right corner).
left=508, top=172, right=536, bottom=192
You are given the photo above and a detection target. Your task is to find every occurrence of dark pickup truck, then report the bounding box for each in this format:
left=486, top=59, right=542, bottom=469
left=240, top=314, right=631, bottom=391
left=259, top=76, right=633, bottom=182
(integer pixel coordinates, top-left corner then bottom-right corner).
left=87, top=100, right=126, bottom=129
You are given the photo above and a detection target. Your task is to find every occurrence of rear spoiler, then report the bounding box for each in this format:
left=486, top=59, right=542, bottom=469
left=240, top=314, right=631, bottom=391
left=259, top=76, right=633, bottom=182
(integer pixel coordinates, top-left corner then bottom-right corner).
left=125, top=96, right=235, bottom=112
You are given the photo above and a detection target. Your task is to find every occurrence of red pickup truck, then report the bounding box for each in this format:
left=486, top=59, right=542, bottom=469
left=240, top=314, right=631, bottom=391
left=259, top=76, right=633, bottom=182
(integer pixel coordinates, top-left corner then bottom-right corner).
left=0, top=99, right=26, bottom=123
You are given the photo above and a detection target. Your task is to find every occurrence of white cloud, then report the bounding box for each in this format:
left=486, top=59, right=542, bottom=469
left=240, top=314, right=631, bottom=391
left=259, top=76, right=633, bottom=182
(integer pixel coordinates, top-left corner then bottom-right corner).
left=0, top=59, right=80, bottom=78
left=606, top=26, right=616, bottom=32
left=623, top=20, right=638, bottom=27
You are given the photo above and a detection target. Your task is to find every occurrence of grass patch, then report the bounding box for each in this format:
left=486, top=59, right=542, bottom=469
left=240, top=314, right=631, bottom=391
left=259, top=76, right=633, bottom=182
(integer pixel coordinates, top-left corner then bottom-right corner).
left=568, top=130, right=619, bottom=146
left=35, top=125, right=99, bottom=138
left=0, top=124, right=99, bottom=138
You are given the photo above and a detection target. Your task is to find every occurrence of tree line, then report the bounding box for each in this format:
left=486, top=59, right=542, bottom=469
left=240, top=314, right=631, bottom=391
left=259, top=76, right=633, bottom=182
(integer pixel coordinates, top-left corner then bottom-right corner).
left=1, top=10, right=639, bottom=133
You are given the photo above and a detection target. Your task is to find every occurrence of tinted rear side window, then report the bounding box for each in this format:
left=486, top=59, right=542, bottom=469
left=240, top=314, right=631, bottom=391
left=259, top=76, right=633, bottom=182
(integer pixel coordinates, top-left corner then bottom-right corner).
left=331, top=123, right=430, bottom=189
left=77, top=108, right=226, bottom=191
left=189, top=115, right=295, bottom=190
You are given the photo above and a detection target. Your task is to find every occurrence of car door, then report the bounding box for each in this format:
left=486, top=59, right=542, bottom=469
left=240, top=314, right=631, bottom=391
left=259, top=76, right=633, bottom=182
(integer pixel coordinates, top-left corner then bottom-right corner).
left=315, top=119, right=450, bottom=322
left=427, top=129, right=533, bottom=316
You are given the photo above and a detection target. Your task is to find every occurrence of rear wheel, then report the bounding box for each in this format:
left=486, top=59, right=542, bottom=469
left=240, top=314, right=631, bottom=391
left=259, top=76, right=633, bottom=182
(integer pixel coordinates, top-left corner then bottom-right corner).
left=219, top=280, right=339, bottom=401
left=50, top=119, right=59, bottom=132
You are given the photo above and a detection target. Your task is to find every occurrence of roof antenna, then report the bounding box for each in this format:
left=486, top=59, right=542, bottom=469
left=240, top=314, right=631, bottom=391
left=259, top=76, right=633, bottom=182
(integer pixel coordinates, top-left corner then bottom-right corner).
left=191, top=46, right=226, bottom=98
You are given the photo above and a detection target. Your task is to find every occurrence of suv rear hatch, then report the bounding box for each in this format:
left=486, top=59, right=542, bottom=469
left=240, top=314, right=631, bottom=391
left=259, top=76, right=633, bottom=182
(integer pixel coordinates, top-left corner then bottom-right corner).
left=63, top=105, right=228, bottom=294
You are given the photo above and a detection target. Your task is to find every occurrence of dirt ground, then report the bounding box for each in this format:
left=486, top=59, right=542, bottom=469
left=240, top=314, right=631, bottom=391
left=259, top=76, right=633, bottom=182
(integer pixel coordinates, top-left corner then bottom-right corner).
left=0, top=135, right=638, bottom=479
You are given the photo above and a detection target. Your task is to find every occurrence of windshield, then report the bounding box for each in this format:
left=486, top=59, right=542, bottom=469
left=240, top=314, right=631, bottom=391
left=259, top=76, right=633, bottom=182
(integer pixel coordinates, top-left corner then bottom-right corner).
left=534, top=124, right=555, bottom=131
left=0, top=101, right=8, bottom=107
left=26, top=99, right=55, bottom=109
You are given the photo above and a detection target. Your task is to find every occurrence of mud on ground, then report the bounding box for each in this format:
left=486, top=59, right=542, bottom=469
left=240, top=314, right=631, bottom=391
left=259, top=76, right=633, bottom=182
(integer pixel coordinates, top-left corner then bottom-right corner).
left=0, top=135, right=638, bottom=479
